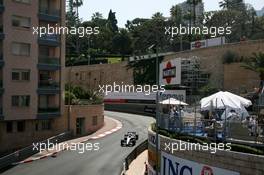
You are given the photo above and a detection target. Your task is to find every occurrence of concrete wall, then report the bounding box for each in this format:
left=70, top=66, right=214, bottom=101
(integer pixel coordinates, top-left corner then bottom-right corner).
left=224, top=63, right=260, bottom=93
left=65, top=61, right=134, bottom=90
left=66, top=40, right=264, bottom=94
left=148, top=129, right=264, bottom=175
left=163, top=40, right=264, bottom=90
left=64, top=105, right=104, bottom=136
left=0, top=104, right=104, bottom=154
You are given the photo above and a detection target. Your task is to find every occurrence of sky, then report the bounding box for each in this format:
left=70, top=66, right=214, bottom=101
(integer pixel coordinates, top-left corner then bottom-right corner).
left=79, top=0, right=264, bottom=27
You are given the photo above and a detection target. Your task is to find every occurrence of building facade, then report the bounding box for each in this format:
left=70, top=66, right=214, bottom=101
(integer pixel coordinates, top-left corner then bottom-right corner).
left=0, top=0, right=66, bottom=154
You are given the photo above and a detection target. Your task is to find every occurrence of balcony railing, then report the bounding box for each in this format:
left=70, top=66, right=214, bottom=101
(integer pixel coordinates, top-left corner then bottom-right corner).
left=39, top=80, right=60, bottom=89
left=39, top=7, right=60, bottom=17
left=0, top=25, right=3, bottom=33
left=39, top=56, right=60, bottom=65
left=39, top=34, right=59, bottom=41
left=38, top=107, right=60, bottom=114
left=38, top=34, right=60, bottom=47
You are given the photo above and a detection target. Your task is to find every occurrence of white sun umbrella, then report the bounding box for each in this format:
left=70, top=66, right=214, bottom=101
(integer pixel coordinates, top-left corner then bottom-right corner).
left=160, top=98, right=188, bottom=106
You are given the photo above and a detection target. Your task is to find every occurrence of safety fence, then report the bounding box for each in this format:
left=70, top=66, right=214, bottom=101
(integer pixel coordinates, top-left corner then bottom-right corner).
left=0, top=131, right=72, bottom=170
left=158, top=112, right=264, bottom=144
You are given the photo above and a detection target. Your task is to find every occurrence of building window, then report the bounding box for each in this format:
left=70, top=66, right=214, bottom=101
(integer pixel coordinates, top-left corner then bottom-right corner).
left=17, top=121, right=25, bottom=132
left=13, top=0, right=31, bottom=4
left=12, top=42, right=30, bottom=56
left=12, top=72, right=20, bottom=81
left=6, top=122, right=13, bottom=133
left=12, top=15, right=31, bottom=28
left=35, top=122, right=38, bottom=131
left=41, top=120, right=51, bottom=130
left=92, top=116, right=97, bottom=126
left=12, top=95, right=30, bottom=107
left=12, top=69, right=30, bottom=81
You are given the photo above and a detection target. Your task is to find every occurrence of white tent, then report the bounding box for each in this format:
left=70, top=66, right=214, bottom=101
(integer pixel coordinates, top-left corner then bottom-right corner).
left=200, top=91, right=252, bottom=111
left=160, top=98, right=188, bottom=106
left=200, top=91, right=252, bottom=119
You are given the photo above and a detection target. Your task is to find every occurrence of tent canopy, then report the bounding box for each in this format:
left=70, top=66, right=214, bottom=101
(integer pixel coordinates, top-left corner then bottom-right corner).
left=200, top=91, right=252, bottom=111
left=160, top=98, right=188, bottom=106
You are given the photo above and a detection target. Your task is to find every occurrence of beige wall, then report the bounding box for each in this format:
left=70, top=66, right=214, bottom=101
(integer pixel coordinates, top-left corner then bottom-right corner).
left=64, top=105, right=104, bottom=136
left=65, top=40, right=264, bottom=94
left=224, top=63, right=260, bottom=93
left=65, top=62, right=134, bottom=90
left=3, top=0, right=39, bottom=120
left=163, top=40, right=264, bottom=90
left=0, top=104, right=104, bottom=154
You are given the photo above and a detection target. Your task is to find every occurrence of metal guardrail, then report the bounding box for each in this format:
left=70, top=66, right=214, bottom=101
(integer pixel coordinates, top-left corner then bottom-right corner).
left=120, top=139, right=148, bottom=175
left=0, top=131, right=72, bottom=170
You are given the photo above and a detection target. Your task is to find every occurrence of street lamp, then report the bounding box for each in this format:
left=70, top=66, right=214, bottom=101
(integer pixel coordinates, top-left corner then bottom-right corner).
left=148, top=44, right=160, bottom=175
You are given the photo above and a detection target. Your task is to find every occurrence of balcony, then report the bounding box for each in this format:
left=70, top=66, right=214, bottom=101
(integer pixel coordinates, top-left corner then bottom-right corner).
left=0, top=81, right=3, bottom=94
left=38, top=34, right=60, bottom=46
left=37, top=56, right=61, bottom=70
left=39, top=7, right=60, bottom=22
left=37, top=80, right=61, bottom=94
left=0, top=0, right=4, bottom=13
left=0, top=108, right=3, bottom=120
left=0, top=25, right=4, bottom=40
left=37, top=107, right=60, bottom=119
left=0, top=54, right=4, bottom=67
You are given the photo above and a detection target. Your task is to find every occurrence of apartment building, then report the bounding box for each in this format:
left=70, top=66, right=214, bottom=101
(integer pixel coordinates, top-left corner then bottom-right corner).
left=0, top=0, right=65, bottom=153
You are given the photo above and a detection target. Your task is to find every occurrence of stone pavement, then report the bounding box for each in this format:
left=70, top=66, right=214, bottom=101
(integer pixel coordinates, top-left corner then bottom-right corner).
left=125, top=150, right=148, bottom=175
left=13, top=116, right=122, bottom=165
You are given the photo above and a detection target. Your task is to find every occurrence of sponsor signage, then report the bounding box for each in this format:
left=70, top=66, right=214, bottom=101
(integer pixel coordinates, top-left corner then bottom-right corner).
left=148, top=131, right=160, bottom=149
left=105, top=90, right=186, bottom=102
left=191, top=40, right=207, bottom=49
left=159, top=59, right=181, bottom=85
left=191, top=37, right=225, bottom=50
left=160, top=90, right=186, bottom=102
left=161, top=151, right=240, bottom=175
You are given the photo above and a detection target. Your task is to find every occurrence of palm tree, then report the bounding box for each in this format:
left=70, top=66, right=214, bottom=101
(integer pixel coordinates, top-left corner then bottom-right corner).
left=242, top=52, right=264, bottom=92
left=72, top=0, right=83, bottom=19
left=152, top=12, right=165, bottom=20
left=187, top=0, right=202, bottom=26
left=170, top=5, right=182, bottom=25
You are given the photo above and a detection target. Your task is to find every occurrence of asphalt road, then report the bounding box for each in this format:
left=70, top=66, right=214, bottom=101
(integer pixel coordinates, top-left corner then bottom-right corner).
left=1, top=111, right=154, bottom=175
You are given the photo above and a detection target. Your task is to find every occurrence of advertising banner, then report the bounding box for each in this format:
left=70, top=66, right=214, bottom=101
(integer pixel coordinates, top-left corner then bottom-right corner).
left=161, top=151, right=240, bottom=175
left=159, top=59, right=181, bottom=86
left=191, top=37, right=225, bottom=50
left=105, top=90, right=186, bottom=102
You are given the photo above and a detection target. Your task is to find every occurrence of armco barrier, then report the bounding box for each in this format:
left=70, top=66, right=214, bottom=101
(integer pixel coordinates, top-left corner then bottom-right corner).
left=120, top=139, right=148, bottom=174
left=0, top=131, right=72, bottom=170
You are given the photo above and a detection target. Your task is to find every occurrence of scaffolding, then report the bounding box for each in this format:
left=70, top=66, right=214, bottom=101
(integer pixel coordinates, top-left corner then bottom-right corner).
left=180, top=56, right=210, bottom=99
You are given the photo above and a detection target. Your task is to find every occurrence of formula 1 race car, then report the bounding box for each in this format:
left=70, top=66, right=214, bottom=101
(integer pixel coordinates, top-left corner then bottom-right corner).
left=125, top=132, right=139, bottom=140
left=121, top=132, right=139, bottom=147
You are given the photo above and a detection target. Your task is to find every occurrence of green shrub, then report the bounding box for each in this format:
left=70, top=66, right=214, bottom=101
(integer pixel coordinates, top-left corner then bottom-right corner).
left=231, top=144, right=264, bottom=155
left=222, top=50, right=239, bottom=64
